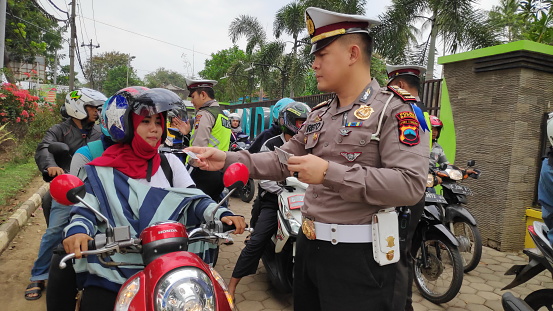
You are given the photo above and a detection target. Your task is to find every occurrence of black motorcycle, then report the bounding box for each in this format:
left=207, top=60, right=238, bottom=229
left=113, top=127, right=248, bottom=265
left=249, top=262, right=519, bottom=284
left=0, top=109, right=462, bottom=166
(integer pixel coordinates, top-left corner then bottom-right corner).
left=502, top=221, right=553, bottom=310
left=411, top=188, right=464, bottom=304
left=41, top=142, right=72, bottom=226
left=434, top=160, right=482, bottom=273
left=229, top=134, right=255, bottom=203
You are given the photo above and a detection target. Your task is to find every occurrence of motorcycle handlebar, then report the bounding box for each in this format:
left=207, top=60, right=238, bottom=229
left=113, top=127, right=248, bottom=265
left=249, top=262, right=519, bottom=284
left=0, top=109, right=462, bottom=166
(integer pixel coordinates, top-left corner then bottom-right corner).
left=58, top=238, right=141, bottom=269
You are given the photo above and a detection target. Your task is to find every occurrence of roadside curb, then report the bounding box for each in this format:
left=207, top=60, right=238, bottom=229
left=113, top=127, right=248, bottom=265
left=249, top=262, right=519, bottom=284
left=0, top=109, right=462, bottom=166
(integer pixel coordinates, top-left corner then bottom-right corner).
left=0, top=183, right=49, bottom=255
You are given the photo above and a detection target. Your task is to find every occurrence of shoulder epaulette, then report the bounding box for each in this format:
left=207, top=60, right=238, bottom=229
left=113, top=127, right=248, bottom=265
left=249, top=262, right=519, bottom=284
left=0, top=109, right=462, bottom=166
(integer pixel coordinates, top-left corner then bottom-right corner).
left=312, top=100, right=331, bottom=111
left=387, top=85, right=417, bottom=102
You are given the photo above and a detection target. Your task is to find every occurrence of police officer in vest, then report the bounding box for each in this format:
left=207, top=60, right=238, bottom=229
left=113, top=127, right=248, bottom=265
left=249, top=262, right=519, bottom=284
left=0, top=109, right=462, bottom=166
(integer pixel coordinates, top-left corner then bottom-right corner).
left=174, top=78, right=231, bottom=201
left=187, top=7, right=429, bottom=310
left=386, top=64, right=429, bottom=311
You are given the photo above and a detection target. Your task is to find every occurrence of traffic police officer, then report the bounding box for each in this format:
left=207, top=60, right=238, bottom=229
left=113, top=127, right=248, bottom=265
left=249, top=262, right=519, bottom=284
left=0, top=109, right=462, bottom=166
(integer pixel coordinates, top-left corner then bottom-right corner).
left=175, top=78, right=231, bottom=201
left=188, top=7, right=430, bottom=311
left=386, top=64, right=429, bottom=311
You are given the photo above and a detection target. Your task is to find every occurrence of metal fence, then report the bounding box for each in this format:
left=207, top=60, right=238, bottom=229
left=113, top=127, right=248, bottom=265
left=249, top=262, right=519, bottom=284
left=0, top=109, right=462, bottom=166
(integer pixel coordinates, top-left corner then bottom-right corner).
left=421, top=79, right=442, bottom=116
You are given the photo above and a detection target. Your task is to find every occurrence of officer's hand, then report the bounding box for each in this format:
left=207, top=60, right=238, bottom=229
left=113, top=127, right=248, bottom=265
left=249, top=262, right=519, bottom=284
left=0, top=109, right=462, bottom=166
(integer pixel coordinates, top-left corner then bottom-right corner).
left=47, top=166, right=64, bottom=177
left=221, top=216, right=246, bottom=234
left=287, top=154, right=329, bottom=185
left=63, top=233, right=93, bottom=259
left=173, top=117, right=191, bottom=135
left=185, top=147, right=226, bottom=171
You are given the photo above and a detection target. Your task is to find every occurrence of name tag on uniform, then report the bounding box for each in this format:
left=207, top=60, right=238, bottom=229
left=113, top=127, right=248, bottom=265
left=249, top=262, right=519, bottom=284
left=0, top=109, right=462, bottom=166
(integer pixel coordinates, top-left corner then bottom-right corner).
left=305, top=121, right=323, bottom=134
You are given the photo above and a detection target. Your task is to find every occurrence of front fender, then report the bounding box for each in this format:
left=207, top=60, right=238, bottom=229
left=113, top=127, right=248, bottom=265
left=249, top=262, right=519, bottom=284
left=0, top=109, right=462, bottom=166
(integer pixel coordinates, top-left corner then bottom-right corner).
left=502, top=258, right=546, bottom=290
left=428, top=223, right=459, bottom=247
left=445, top=204, right=477, bottom=225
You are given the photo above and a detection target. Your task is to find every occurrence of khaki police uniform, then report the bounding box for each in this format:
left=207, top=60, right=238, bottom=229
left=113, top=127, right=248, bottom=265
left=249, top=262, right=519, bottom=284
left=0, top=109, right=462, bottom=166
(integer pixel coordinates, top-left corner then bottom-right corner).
left=386, top=64, right=430, bottom=311
left=185, top=78, right=231, bottom=202
left=225, top=78, right=429, bottom=310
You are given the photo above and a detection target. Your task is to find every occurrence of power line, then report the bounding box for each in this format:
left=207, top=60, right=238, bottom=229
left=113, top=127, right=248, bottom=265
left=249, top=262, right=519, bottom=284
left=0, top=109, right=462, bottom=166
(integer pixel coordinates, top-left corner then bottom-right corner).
left=81, top=16, right=211, bottom=56
left=47, top=0, right=68, bottom=14
left=91, top=0, right=99, bottom=44
left=77, top=0, right=89, bottom=43
left=37, top=0, right=64, bottom=21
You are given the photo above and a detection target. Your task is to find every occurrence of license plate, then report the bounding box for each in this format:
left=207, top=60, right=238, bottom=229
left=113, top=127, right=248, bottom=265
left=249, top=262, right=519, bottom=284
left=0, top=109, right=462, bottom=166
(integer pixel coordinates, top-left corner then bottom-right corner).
left=425, top=192, right=448, bottom=204
left=442, top=183, right=472, bottom=195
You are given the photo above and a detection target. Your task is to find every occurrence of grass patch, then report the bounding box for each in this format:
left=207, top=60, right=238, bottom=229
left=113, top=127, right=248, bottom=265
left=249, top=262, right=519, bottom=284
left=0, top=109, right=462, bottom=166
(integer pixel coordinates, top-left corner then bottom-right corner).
left=0, top=159, right=39, bottom=206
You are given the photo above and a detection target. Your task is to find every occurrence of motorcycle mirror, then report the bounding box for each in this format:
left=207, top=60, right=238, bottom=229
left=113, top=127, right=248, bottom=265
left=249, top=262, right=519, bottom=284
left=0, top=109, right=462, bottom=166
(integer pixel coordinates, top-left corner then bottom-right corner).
left=50, top=174, right=86, bottom=205
left=48, top=142, right=70, bottom=155
left=223, top=163, right=249, bottom=191
left=439, top=163, right=448, bottom=170
left=467, top=160, right=476, bottom=167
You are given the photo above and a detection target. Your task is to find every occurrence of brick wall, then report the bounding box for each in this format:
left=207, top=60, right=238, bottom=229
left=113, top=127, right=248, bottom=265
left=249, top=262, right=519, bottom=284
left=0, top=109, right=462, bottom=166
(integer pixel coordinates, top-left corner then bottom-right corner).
left=443, top=60, right=553, bottom=251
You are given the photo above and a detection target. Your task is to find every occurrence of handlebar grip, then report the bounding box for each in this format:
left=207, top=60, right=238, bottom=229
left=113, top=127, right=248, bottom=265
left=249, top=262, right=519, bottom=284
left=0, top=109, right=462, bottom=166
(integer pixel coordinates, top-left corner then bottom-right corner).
left=42, top=170, right=54, bottom=182
left=222, top=223, right=236, bottom=232
left=88, top=239, right=96, bottom=250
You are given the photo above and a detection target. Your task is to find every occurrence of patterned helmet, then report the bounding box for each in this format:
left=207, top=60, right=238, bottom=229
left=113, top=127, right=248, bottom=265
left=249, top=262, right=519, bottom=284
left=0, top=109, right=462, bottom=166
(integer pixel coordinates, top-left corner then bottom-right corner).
left=279, top=102, right=311, bottom=136
left=104, top=88, right=181, bottom=143
left=100, top=86, right=150, bottom=137
left=430, top=115, right=443, bottom=129
left=272, top=98, right=295, bottom=124
left=65, top=88, right=107, bottom=120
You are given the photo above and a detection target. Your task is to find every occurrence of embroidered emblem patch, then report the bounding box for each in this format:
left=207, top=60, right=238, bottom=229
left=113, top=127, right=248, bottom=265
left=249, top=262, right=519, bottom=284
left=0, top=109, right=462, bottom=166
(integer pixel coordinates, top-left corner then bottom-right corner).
left=305, top=121, right=323, bottom=134
left=194, top=115, right=202, bottom=130
left=340, top=152, right=362, bottom=162
left=345, top=122, right=363, bottom=127
left=354, top=106, right=374, bottom=120
left=396, top=111, right=420, bottom=146
left=339, top=129, right=352, bottom=136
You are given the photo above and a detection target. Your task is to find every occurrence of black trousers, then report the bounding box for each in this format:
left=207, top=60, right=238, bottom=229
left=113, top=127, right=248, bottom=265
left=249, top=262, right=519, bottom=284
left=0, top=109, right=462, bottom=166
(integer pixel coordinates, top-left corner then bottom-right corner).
left=80, top=286, right=118, bottom=311
left=190, top=168, right=224, bottom=202
left=47, top=250, right=78, bottom=311
left=294, top=230, right=405, bottom=311
left=232, top=193, right=278, bottom=278
left=401, top=198, right=426, bottom=311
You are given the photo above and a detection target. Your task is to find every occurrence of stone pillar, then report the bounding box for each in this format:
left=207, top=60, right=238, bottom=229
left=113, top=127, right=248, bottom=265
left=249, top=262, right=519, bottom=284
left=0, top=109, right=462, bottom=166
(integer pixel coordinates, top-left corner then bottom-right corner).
left=438, top=40, right=553, bottom=251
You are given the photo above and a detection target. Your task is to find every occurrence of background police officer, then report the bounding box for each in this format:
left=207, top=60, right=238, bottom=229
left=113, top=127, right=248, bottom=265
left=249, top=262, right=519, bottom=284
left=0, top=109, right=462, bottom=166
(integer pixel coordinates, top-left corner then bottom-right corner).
left=188, top=7, right=429, bottom=311
left=174, top=78, right=231, bottom=201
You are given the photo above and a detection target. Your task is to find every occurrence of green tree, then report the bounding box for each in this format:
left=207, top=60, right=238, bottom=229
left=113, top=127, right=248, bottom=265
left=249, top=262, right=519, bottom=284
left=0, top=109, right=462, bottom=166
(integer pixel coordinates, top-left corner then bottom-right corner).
left=229, top=15, right=267, bottom=55
left=85, top=51, right=131, bottom=92
left=199, top=46, right=250, bottom=102
left=144, top=68, right=187, bottom=88
left=489, top=0, right=527, bottom=42
left=374, top=0, right=499, bottom=79
left=274, top=1, right=307, bottom=55
left=519, top=0, right=553, bottom=43
left=5, top=0, right=65, bottom=81
left=300, top=0, right=367, bottom=14
left=55, top=65, right=79, bottom=86
left=102, top=66, right=142, bottom=96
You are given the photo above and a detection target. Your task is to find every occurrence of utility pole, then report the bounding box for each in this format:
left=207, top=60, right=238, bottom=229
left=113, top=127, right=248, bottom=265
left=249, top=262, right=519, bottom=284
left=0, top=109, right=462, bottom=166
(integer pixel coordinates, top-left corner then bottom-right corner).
left=0, top=0, right=7, bottom=72
left=81, top=39, right=100, bottom=88
left=68, top=0, right=77, bottom=90
left=53, top=51, right=58, bottom=85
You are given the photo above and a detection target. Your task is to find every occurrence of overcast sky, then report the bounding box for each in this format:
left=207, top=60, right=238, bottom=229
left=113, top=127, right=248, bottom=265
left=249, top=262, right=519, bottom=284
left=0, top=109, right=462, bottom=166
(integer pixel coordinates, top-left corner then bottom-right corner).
left=39, top=0, right=501, bottom=82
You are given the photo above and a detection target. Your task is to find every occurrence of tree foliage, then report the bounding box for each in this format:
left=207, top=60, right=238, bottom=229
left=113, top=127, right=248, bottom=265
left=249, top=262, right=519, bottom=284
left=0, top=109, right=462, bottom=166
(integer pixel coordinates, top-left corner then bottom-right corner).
left=5, top=0, right=65, bottom=81
left=84, top=51, right=131, bottom=93
left=102, top=66, right=142, bottom=97
left=144, top=68, right=187, bottom=89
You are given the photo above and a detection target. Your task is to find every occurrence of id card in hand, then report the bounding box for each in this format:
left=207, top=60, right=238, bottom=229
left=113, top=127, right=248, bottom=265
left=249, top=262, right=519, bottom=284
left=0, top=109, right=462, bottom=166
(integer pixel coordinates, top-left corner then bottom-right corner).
left=275, top=147, right=293, bottom=165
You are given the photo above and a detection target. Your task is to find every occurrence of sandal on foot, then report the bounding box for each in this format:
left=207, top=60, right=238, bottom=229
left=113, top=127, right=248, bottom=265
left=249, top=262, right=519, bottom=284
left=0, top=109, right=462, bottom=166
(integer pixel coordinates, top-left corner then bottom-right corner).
left=24, top=281, right=45, bottom=301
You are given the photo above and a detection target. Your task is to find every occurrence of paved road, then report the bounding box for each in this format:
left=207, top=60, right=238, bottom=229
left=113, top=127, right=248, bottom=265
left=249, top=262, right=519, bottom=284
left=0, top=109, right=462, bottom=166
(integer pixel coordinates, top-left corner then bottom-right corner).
left=1, top=192, right=552, bottom=310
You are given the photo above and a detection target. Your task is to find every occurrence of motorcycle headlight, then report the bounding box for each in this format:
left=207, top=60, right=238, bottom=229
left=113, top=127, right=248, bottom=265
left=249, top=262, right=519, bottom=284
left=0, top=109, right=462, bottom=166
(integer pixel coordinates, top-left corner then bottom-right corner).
left=209, top=266, right=235, bottom=310
left=446, top=168, right=463, bottom=181
left=155, top=267, right=215, bottom=311
left=114, top=277, right=140, bottom=311
left=426, top=174, right=435, bottom=187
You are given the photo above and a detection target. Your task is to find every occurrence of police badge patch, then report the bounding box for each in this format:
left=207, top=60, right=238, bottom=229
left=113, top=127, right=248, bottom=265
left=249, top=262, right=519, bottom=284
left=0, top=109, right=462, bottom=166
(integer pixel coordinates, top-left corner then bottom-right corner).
left=396, top=111, right=420, bottom=146
left=340, top=152, right=362, bottom=162
left=305, top=122, right=323, bottom=134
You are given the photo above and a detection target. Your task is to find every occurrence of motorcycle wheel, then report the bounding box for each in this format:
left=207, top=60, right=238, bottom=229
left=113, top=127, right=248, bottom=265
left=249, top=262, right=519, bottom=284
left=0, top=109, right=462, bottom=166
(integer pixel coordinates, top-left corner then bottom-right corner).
left=524, top=288, right=553, bottom=310
left=413, top=233, right=464, bottom=304
left=450, top=220, right=482, bottom=273
left=261, top=240, right=294, bottom=293
left=239, top=179, right=255, bottom=203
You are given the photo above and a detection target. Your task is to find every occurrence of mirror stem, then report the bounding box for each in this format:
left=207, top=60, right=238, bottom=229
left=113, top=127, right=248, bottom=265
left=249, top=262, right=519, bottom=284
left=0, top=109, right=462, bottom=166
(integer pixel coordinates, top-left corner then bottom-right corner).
left=210, top=188, right=237, bottom=221
left=76, top=196, right=114, bottom=232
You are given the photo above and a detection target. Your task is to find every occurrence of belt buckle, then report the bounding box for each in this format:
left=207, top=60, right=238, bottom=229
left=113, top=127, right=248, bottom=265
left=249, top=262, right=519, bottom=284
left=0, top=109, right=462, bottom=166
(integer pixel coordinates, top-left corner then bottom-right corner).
left=302, top=217, right=316, bottom=240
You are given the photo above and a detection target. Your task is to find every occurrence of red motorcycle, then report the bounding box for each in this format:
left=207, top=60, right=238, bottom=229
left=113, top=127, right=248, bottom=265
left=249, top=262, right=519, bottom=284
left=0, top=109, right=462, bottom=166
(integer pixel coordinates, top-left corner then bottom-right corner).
left=50, top=163, right=250, bottom=311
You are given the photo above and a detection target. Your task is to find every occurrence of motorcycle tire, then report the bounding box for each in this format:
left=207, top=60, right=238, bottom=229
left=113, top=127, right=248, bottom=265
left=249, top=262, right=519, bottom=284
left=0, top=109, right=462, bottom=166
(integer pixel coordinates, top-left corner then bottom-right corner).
left=413, top=233, right=464, bottom=304
left=239, top=179, right=255, bottom=203
left=261, top=240, right=294, bottom=293
left=450, top=220, right=482, bottom=273
left=524, top=288, right=553, bottom=310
